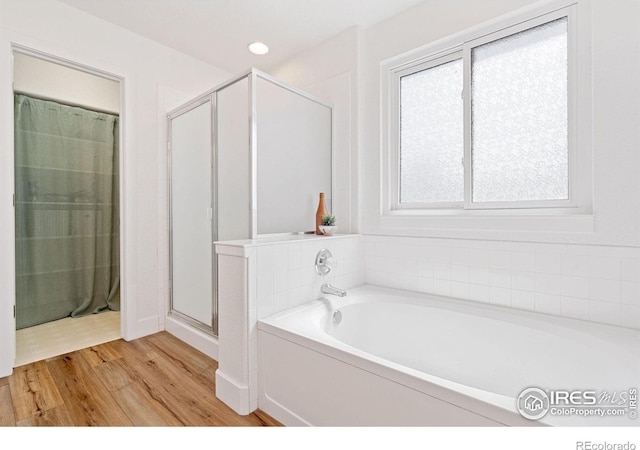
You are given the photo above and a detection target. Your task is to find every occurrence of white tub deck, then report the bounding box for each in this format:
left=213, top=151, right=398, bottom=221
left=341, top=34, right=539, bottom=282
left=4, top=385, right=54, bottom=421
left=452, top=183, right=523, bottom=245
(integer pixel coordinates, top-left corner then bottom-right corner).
left=257, top=284, right=640, bottom=427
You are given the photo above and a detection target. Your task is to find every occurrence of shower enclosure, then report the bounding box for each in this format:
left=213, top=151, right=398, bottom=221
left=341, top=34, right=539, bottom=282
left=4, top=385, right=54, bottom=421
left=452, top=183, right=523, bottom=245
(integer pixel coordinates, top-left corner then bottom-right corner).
left=167, top=69, right=332, bottom=344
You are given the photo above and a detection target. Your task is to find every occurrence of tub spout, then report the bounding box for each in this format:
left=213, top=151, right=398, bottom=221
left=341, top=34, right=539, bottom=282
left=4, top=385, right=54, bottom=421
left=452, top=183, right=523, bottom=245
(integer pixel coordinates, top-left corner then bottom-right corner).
left=321, top=283, right=347, bottom=297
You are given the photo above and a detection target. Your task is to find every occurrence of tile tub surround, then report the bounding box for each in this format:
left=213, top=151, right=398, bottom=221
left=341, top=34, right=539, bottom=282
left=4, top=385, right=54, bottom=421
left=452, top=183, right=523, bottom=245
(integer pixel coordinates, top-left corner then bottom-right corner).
left=364, top=236, right=640, bottom=330
left=214, top=234, right=364, bottom=415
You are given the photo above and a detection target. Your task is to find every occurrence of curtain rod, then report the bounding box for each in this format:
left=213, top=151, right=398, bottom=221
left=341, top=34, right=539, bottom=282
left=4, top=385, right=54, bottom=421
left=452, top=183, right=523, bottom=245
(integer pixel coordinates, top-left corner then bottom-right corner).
left=13, top=90, right=120, bottom=117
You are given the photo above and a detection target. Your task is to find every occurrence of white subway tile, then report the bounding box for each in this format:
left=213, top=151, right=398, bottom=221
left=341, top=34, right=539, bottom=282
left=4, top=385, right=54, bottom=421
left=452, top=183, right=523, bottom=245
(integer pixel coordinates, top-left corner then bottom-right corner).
left=434, top=263, right=452, bottom=280
left=469, top=284, right=491, bottom=303
left=451, top=265, right=470, bottom=282
left=431, top=247, right=452, bottom=264
left=620, top=304, right=640, bottom=329
left=621, top=282, right=640, bottom=306
left=561, top=296, right=590, bottom=320
left=621, top=258, right=640, bottom=282
left=388, top=243, right=412, bottom=260
left=418, top=277, right=434, bottom=294
left=273, top=291, right=289, bottom=314
left=534, top=293, right=562, bottom=315
left=287, top=244, right=302, bottom=270
left=467, top=239, right=499, bottom=250
left=589, top=278, right=621, bottom=303
left=511, top=252, right=536, bottom=272
left=364, top=256, right=376, bottom=276
left=498, top=241, right=537, bottom=252
left=387, top=258, right=405, bottom=275
left=469, top=266, right=491, bottom=285
left=256, top=248, right=275, bottom=297
left=287, top=287, right=304, bottom=308
left=450, top=247, right=467, bottom=265
left=418, top=262, right=434, bottom=278
left=465, top=248, right=486, bottom=267
left=405, top=243, right=428, bottom=261
left=374, top=271, right=390, bottom=287
left=589, top=256, right=621, bottom=280
left=490, top=250, right=512, bottom=269
left=511, top=290, right=535, bottom=311
left=375, top=241, right=391, bottom=258
left=434, top=279, right=451, bottom=296
left=535, top=273, right=563, bottom=295
left=399, top=258, right=418, bottom=276
left=532, top=243, right=567, bottom=254
left=388, top=273, right=418, bottom=292
left=512, top=271, right=535, bottom=292
left=364, top=239, right=376, bottom=257
left=365, top=267, right=377, bottom=285
left=274, top=250, right=289, bottom=293
left=257, top=294, right=274, bottom=319
left=490, top=287, right=511, bottom=307
left=561, top=275, right=590, bottom=299
left=562, top=254, right=591, bottom=277
left=535, top=252, right=563, bottom=274
left=589, top=300, right=621, bottom=326
left=609, top=247, right=640, bottom=258
left=567, top=244, right=611, bottom=256
left=451, top=281, right=470, bottom=300
left=490, top=269, right=511, bottom=288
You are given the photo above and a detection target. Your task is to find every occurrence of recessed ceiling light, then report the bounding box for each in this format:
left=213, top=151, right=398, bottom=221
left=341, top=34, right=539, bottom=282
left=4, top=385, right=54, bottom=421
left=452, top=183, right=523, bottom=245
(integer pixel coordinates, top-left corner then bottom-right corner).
left=248, top=42, right=269, bottom=55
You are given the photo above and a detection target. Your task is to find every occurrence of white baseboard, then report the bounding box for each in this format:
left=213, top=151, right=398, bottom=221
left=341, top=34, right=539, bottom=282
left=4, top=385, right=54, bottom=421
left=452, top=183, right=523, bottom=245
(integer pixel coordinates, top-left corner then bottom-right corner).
left=165, top=315, right=218, bottom=361
left=215, top=369, right=251, bottom=415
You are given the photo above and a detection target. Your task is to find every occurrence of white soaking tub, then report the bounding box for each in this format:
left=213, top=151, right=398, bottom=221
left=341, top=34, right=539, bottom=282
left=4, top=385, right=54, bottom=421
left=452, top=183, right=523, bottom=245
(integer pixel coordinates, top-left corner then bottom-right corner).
left=257, top=285, right=640, bottom=427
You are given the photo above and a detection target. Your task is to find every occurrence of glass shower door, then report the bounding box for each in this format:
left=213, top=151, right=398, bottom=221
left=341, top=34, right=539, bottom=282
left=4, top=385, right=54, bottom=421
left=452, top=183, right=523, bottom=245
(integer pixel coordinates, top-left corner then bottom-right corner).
left=168, top=97, right=216, bottom=335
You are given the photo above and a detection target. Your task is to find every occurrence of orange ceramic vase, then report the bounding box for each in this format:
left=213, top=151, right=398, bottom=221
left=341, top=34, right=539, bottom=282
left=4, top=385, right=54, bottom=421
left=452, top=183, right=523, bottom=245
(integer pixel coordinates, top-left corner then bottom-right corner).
left=315, top=193, right=327, bottom=235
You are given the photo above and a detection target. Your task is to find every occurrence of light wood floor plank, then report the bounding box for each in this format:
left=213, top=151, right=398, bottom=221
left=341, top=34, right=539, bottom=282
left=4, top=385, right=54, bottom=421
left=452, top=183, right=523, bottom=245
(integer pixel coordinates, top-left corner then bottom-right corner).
left=92, top=358, right=185, bottom=426
left=8, top=360, right=64, bottom=422
left=47, top=352, right=133, bottom=426
left=0, top=385, right=16, bottom=426
left=79, top=343, right=122, bottom=367
left=145, top=332, right=217, bottom=386
left=1, top=332, right=281, bottom=427
left=16, top=405, right=74, bottom=426
left=127, top=356, right=228, bottom=426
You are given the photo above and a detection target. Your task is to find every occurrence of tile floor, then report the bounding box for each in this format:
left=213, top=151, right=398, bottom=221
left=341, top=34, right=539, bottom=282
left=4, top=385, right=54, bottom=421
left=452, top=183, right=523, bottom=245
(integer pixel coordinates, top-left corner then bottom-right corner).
left=15, top=311, right=121, bottom=367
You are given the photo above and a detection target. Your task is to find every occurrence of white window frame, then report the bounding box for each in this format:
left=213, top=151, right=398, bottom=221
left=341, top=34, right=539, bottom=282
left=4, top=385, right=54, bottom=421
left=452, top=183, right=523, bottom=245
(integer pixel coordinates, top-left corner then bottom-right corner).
left=390, top=51, right=464, bottom=210
left=382, top=1, right=591, bottom=218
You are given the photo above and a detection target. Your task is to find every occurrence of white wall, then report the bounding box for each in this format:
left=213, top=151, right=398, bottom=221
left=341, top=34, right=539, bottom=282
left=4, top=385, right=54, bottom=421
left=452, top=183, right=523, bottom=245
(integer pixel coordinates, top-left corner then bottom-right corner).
left=269, top=26, right=363, bottom=235
left=273, top=0, right=640, bottom=245
left=269, top=0, right=640, bottom=328
left=360, top=0, right=640, bottom=246
left=13, top=52, right=120, bottom=114
left=0, top=0, right=230, bottom=376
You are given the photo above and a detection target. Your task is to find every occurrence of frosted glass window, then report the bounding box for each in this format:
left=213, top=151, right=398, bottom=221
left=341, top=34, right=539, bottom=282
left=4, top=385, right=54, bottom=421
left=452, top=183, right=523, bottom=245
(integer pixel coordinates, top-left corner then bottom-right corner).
left=400, top=58, right=463, bottom=204
left=471, top=18, right=568, bottom=203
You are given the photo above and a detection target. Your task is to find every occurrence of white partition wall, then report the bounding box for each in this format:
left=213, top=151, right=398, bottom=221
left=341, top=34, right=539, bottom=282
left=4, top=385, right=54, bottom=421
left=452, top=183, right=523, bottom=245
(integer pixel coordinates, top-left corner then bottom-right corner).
left=217, top=76, right=251, bottom=241
left=255, top=76, right=332, bottom=235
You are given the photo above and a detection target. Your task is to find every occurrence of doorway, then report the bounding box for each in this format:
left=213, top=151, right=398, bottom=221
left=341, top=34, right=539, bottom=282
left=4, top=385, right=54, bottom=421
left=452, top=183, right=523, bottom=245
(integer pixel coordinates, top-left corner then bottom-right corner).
left=12, top=49, right=124, bottom=366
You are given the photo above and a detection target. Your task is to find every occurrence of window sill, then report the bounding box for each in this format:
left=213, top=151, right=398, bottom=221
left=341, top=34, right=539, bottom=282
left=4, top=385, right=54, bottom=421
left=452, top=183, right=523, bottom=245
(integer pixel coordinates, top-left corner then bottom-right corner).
left=380, top=210, right=594, bottom=234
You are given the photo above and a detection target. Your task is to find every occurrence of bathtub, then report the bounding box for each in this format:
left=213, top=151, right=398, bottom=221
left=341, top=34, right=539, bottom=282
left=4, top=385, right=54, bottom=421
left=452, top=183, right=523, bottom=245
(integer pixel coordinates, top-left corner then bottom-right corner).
left=257, top=285, right=640, bottom=426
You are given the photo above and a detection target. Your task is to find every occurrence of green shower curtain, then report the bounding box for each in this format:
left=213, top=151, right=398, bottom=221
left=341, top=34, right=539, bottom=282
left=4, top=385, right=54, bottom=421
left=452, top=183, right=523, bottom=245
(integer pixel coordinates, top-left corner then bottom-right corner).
left=14, top=94, right=120, bottom=330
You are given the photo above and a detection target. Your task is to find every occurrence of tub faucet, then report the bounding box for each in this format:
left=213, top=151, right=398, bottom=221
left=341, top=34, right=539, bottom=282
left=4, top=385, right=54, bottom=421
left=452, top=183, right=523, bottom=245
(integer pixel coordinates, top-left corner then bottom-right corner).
left=321, top=283, right=347, bottom=297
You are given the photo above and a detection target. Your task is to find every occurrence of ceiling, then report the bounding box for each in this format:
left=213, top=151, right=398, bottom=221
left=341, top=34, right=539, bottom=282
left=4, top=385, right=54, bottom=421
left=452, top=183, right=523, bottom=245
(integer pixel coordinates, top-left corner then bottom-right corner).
left=60, top=0, right=428, bottom=74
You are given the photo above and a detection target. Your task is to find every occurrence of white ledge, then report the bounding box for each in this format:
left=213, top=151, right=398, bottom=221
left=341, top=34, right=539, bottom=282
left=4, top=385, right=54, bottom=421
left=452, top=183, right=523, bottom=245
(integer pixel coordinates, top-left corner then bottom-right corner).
left=215, top=233, right=361, bottom=255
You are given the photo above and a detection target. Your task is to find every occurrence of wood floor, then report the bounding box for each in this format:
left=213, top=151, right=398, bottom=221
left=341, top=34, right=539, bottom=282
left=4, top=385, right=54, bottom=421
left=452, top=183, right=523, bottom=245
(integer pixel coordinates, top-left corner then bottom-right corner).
left=0, top=331, right=281, bottom=426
